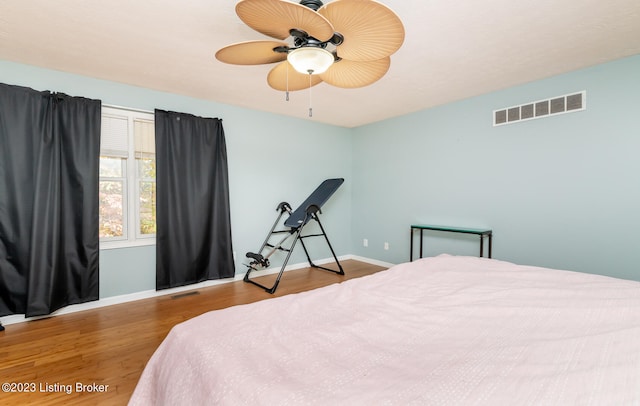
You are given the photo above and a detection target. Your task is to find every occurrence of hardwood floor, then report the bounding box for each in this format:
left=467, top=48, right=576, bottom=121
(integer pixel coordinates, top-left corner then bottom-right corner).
left=0, top=260, right=386, bottom=405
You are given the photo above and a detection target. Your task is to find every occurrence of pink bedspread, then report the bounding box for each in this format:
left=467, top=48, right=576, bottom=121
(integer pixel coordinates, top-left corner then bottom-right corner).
left=129, top=256, right=640, bottom=405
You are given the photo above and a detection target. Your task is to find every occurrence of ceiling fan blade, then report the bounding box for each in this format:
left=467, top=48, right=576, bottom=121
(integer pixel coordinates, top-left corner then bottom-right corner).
left=236, top=0, right=335, bottom=42
left=215, top=40, right=288, bottom=65
left=318, top=0, right=404, bottom=61
left=267, top=61, right=323, bottom=91
left=320, top=57, right=390, bottom=88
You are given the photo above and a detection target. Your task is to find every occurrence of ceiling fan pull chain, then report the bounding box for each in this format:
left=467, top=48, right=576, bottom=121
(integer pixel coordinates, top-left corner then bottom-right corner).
left=308, top=72, right=313, bottom=117
left=286, top=62, right=290, bottom=101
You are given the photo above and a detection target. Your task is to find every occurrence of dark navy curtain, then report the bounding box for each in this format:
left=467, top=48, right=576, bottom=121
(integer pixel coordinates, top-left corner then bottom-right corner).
left=0, top=83, right=101, bottom=317
left=155, top=109, right=234, bottom=289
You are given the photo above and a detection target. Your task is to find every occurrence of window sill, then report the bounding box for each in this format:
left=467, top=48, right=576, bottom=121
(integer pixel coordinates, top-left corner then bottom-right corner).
left=100, top=238, right=156, bottom=250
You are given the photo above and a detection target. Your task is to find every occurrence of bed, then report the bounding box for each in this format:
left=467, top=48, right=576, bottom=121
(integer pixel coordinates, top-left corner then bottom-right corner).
left=129, top=255, right=640, bottom=405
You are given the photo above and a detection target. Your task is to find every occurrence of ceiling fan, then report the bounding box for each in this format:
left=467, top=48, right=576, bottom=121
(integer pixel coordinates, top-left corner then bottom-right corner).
left=215, top=0, right=405, bottom=93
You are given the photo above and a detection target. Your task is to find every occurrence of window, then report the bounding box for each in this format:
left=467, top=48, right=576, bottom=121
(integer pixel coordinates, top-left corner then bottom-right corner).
left=100, top=106, right=156, bottom=247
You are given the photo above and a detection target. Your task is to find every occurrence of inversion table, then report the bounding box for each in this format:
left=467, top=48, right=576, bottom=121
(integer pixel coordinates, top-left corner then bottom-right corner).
left=244, top=178, right=345, bottom=293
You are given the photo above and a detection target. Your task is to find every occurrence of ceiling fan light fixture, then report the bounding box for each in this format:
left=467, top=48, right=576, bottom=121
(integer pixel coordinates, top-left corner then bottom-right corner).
left=287, top=47, right=334, bottom=75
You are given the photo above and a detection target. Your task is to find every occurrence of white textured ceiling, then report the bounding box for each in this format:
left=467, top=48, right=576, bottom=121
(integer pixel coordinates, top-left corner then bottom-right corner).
left=1, top=0, right=639, bottom=127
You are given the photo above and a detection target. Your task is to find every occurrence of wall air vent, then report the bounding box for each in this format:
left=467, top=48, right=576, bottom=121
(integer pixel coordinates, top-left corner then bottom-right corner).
left=493, top=91, right=586, bottom=126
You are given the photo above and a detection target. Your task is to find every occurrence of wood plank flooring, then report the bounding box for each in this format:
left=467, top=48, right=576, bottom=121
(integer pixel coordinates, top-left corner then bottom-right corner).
left=0, top=260, right=386, bottom=405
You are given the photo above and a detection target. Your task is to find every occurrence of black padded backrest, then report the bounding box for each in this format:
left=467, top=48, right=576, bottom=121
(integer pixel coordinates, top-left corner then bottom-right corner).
left=284, top=178, right=344, bottom=229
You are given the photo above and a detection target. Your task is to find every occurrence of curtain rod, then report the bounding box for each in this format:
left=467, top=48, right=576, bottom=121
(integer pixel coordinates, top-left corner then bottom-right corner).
left=102, top=104, right=222, bottom=121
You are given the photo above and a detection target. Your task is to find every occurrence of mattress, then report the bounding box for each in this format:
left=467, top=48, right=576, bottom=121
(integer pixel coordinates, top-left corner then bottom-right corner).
left=129, top=255, right=640, bottom=405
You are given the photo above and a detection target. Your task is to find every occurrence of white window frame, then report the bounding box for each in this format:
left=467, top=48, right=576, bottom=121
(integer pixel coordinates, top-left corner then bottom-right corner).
left=100, top=106, right=156, bottom=249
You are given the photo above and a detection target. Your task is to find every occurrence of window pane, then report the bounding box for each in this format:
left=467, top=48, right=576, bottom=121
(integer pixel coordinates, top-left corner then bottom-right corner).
left=139, top=180, right=156, bottom=235
left=134, top=119, right=155, bottom=157
left=99, top=180, right=124, bottom=238
left=100, top=157, right=124, bottom=177
left=137, top=158, right=156, bottom=179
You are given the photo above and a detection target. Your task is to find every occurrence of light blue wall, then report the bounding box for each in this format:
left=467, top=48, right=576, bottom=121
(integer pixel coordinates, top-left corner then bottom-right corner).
left=0, top=60, right=353, bottom=298
left=351, top=55, right=640, bottom=281
left=2, top=53, right=639, bottom=299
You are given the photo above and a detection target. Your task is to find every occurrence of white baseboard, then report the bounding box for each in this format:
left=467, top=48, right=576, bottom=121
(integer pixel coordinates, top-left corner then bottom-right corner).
left=348, top=255, right=395, bottom=269
left=0, top=255, right=394, bottom=327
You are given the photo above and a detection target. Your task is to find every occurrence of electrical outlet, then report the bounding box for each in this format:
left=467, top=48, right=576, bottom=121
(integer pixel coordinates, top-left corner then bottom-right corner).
left=363, top=238, right=368, bottom=247
left=384, top=242, right=389, bottom=250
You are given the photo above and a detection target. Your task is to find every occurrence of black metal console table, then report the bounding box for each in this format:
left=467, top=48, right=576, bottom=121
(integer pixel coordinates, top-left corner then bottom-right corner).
left=410, top=224, right=492, bottom=261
